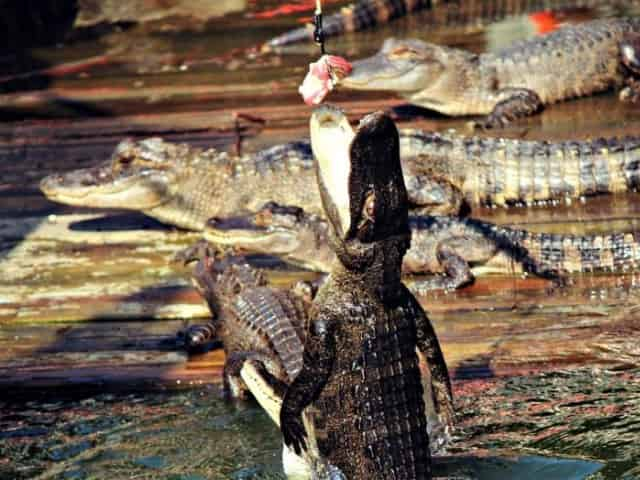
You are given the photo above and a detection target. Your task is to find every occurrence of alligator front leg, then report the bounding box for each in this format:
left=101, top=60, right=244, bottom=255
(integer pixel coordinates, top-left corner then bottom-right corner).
left=481, top=88, right=543, bottom=129
left=410, top=243, right=475, bottom=294
left=410, top=294, right=454, bottom=433
left=241, top=358, right=346, bottom=480
left=281, top=316, right=336, bottom=455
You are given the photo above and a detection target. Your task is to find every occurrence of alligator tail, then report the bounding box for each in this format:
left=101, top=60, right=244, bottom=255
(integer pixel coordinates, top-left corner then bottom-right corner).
left=496, top=136, right=640, bottom=207
left=405, top=133, right=640, bottom=207
left=490, top=224, right=640, bottom=275
left=263, top=0, right=433, bottom=50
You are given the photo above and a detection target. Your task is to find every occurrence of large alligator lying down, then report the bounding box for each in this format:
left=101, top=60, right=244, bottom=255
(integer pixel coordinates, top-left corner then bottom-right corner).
left=204, top=202, right=640, bottom=292
left=40, top=132, right=640, bottom=227
left=339, top=18, right=640, bottom=127
left=187, top=252, right=453, bottom=478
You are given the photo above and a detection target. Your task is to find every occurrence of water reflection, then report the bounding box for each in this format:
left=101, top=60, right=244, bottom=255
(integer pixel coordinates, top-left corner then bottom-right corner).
left=4, top=365, right=640, bottom=478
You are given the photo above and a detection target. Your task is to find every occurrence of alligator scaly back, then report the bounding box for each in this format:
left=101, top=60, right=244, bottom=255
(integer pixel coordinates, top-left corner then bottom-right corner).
left=402, top=130, right=640, bottom=207
left=504, top=226, right=640, bottom=275
left=192, top=256, right=307, bottom=384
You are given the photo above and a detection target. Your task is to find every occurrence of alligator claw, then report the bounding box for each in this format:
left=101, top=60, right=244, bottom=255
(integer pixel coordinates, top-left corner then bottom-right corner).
left=178, top=322, right=219, bottom=352
left=281, top=412, right=308, bottom=455
left=173, top=239, right=216, bottom=266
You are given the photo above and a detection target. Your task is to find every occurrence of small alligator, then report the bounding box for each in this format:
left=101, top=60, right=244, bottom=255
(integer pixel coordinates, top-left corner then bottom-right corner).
left=339, top=17, right=640, bottom=126
left=188, top=252, right=453, bottom=478
left=280, top=105, right=452, bottom=478
left=264, top=0, right=433, bottom=50
left=188, top=252, right=337, bottom=479
left=39, top=132, right=640, bottom=224
left=204, top=201, right=640, bottom=292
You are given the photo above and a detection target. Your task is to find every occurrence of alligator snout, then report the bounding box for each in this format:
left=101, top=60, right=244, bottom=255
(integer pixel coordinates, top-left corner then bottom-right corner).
left=39, top=174, right=64, bottom=195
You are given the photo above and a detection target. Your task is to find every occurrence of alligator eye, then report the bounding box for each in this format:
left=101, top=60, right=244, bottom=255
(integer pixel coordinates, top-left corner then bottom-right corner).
left=358, top=191, right=376, bottom=232
left=388, top=46, right=421, bottom=60
left=255, top=209, right=273, bottom=227
left=114, top=156, right=134, bottom=169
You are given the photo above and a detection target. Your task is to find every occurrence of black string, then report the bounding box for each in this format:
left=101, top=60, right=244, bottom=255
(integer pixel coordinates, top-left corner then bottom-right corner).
left=313, top=11, right=325, bottom=54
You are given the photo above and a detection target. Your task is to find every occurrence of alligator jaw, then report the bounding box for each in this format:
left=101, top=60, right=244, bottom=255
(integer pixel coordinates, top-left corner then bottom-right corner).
left=310, top=105, right=355, bottom=238
left=203, top=216, right=300, bottom=255
left=339, top=39, right=434, bottom=93
left=340, top=53, right=418, bottom=91
left=40, top=165, right=170, bottom=210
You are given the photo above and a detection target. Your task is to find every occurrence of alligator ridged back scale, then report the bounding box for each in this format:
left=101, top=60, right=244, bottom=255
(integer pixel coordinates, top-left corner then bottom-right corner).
left=402, top=131, right=640, bottom=207
left=192, top=257, right=306, bottom=384
left=484, top=18, right=638, bottom=105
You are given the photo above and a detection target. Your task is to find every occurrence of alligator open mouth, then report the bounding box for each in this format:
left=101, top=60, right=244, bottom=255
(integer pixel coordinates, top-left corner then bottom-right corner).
left=310, top=105, right=355, bottom=237
left=338, top=39, right=426, bottom=92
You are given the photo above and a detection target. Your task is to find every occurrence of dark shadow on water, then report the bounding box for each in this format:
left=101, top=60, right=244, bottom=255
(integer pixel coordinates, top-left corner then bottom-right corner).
left=389, top=103, right=451, bottom=122
left=453, top=354, right=495, bottom=380
left=433, top=454, right=602, bottom=480
left=68, top=212, right=174, bottom=232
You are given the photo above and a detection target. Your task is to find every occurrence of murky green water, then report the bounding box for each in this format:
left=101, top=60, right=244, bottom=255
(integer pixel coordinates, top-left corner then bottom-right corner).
left=5, top=366, right=640, bottom=479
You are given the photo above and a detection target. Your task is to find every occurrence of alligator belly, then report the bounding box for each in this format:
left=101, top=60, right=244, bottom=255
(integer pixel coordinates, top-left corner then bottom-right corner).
left=312, top=342, right=430, bottom=478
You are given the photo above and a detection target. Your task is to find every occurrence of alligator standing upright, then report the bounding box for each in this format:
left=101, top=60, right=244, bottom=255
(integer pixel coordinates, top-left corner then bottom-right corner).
left=204, top=201, right=640, bottom=292
left=280, top=105, right=451, bottom=479
left=187, top=252, right=453, bottom=479
left=338, top=17, right=640, bottom=127
left=40, top=131, right=640, bottom=224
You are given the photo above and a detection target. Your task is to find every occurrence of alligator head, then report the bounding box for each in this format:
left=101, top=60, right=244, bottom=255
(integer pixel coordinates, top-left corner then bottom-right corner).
left=192, top=253, right=267, bottom=316
left=339, top=38, right=476, bottom=113
left=310, top=104, right=410, bottom=278
left=204, top=201, right=334, bottom=272
left=40, top=137, right=224, bottom=230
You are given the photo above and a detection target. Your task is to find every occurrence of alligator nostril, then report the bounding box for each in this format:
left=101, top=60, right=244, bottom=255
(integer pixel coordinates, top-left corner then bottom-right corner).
left=206, top=217, right=222, bottom=228
left=40, top=174, right=60, bottom=191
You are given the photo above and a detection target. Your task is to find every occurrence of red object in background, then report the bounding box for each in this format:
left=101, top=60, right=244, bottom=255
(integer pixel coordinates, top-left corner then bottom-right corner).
left=529, top=11, right=560, bottom=34
left=249, top=0, right=342, bottom=19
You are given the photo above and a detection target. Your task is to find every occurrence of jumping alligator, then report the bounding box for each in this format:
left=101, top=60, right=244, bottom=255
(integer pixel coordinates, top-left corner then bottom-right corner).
left=39, top=132, right=640, bottom=226
left=280, top=105, right=451, bottom=478
left=204, top=201, right=640, bottom=292
left=338, top=17, right=640, bottom=126
left=187, top=251, right=453, bottom=478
